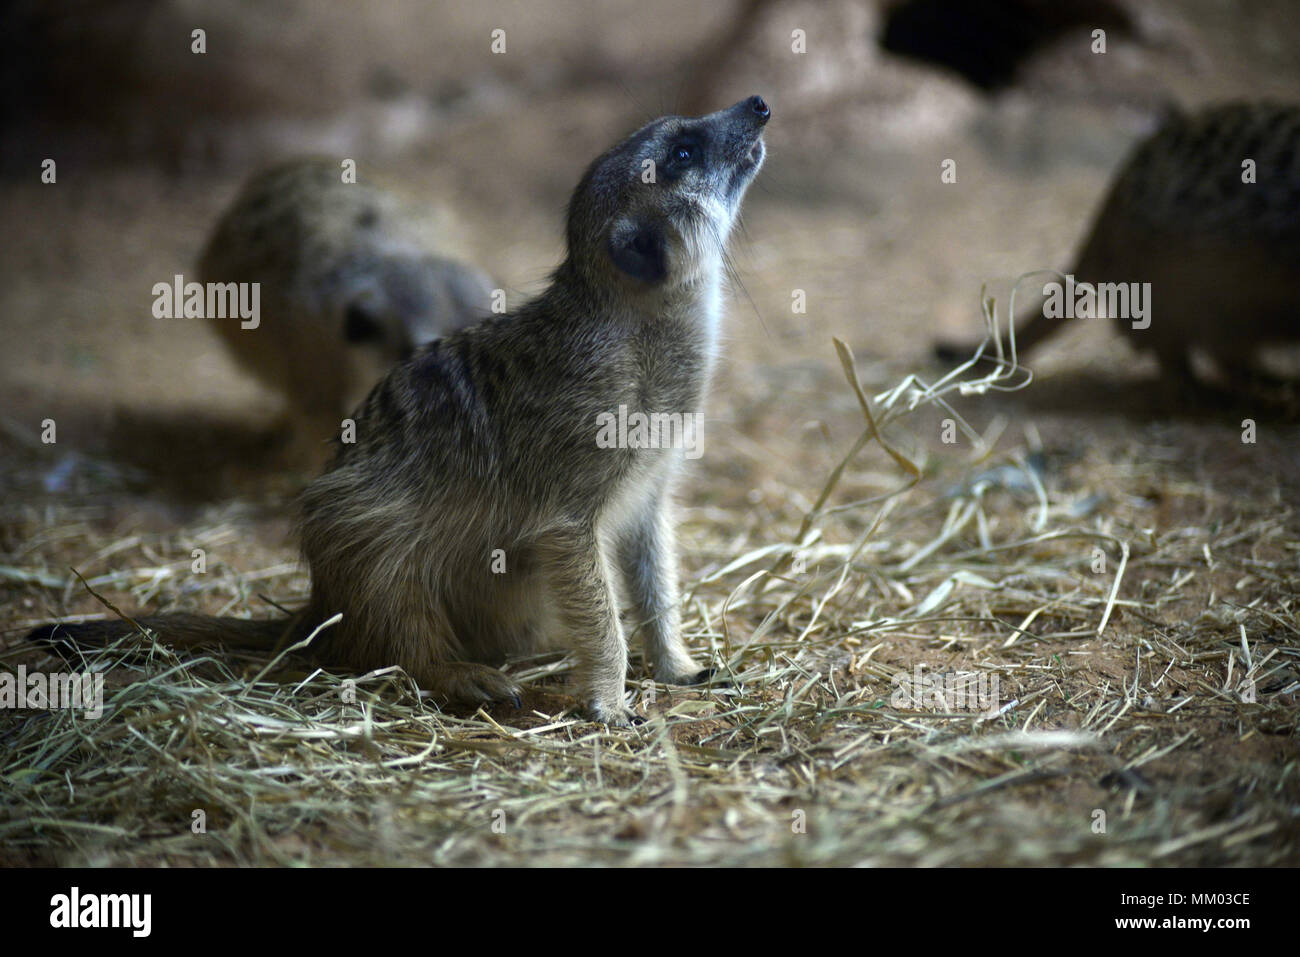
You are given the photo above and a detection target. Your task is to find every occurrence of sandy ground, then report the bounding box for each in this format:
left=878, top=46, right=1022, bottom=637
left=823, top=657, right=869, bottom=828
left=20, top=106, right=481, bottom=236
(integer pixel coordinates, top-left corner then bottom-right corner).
left=1, top=0, right=1297, bottom=866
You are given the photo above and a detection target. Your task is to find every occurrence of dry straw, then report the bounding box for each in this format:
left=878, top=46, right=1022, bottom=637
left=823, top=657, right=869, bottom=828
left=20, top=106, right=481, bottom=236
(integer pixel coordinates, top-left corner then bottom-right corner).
left=2, top=290, right=1296, bottom=865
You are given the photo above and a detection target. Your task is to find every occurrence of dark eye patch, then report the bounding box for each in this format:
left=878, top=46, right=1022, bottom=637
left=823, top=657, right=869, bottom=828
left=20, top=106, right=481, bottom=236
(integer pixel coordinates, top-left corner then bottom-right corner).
left=664, top=135, right=703, bottom=177
left=343, top=303, right=386, bottom=344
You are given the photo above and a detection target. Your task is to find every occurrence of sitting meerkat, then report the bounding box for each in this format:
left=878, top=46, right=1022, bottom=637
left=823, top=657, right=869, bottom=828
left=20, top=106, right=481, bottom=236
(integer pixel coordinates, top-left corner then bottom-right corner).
left=199, top=158, right=495, bottom=457
left=33, top=97, right=771, bottom=726
left=935, top=102, right=1300, bottom=393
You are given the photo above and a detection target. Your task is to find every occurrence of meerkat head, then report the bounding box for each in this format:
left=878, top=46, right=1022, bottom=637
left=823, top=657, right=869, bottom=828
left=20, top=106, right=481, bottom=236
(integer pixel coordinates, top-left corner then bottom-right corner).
left=339, top=254, right=492, bottom=361
left=566, top=95, right=770, bottom=293
left=339, top=259, right=429, bottom=363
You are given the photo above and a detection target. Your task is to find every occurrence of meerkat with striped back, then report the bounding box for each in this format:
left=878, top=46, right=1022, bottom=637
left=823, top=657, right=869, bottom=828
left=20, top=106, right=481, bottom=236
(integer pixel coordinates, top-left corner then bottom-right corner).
left=34, top=97, right=771, bottom=726
left=936, top=102, right=1300, bottom=393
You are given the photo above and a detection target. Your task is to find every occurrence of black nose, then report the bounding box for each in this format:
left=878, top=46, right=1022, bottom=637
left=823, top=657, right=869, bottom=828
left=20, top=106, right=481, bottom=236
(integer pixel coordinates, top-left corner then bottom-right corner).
left=748, top=95, right=770, bottom=123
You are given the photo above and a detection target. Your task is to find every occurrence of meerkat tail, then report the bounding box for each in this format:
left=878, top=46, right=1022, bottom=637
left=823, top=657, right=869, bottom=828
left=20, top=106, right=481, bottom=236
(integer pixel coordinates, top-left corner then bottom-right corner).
left=27, top=614, right=293, bottom=656
left=934, top=296, right=1058, bottom=364
left=997, top=301, right=1063, bottom=359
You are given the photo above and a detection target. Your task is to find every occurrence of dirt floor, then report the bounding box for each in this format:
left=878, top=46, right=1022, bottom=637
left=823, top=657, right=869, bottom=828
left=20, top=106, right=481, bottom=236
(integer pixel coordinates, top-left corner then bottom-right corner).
left=1, top=0, right=1297, bottom=866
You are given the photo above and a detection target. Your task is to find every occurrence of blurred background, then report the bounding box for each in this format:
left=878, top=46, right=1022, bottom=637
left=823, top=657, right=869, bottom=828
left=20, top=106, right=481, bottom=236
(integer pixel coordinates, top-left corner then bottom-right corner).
left=4, top=2, right=1298, bottom=870
left=1, top=0, right=1298, bottom=503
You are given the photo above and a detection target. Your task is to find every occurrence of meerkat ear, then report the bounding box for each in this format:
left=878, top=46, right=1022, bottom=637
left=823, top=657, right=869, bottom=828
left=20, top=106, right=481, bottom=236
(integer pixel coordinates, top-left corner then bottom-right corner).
left=608, top=218, right=667, bottom=283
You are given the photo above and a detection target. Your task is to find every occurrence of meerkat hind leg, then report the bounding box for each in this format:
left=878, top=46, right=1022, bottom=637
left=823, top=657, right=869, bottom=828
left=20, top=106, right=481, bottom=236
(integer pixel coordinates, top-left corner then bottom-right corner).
left=410, top=659, right=523, bottom=710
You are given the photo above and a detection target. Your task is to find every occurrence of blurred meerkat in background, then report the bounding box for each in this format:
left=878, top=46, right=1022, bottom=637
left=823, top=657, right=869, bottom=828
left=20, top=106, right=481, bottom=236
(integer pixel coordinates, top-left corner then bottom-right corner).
left=935, top=102, right=1300, bottom=399
left=199, top=158, right=495, bottom=463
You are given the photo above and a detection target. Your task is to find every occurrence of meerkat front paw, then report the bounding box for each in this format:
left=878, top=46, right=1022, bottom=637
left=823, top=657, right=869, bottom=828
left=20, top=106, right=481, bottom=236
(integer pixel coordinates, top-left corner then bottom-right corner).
left=681, top=666, right=717, bottom=685
left=654, top=661, right=715, bottom=686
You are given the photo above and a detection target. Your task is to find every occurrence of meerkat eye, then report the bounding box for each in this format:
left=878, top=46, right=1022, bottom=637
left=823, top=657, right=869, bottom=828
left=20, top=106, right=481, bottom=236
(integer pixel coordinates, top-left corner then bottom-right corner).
left=665, top=139, right=702, bottom=173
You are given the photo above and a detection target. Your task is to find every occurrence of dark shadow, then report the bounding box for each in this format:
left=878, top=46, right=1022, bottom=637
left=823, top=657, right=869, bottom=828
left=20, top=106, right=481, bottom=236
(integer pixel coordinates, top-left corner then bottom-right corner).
left=100, top=407, right=305, bottom=503
left=880, top=0, right=1134, bottom=91
left=1, top=403, right=303, bottom=507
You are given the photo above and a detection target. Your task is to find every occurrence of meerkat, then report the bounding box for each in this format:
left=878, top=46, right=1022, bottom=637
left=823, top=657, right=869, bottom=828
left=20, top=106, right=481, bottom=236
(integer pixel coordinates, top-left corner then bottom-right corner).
left=199, top=158, right=495, bottom=456
left=32, top=97, right=771, bottom=726
left=935, top=102, right=1300, bottom=392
